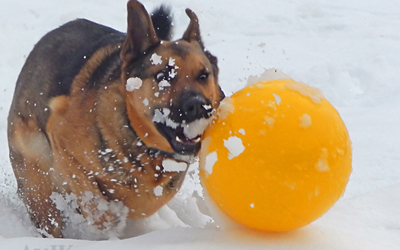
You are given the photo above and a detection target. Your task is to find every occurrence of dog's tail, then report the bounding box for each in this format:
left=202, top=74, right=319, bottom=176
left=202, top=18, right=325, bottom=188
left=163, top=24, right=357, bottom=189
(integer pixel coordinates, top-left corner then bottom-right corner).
left=151, top=5, right=173, bottom=41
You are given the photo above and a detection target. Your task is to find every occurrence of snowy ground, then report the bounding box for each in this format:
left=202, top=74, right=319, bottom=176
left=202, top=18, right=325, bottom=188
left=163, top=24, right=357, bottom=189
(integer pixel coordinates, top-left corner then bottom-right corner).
left=1, top=0, right=400, bottom=249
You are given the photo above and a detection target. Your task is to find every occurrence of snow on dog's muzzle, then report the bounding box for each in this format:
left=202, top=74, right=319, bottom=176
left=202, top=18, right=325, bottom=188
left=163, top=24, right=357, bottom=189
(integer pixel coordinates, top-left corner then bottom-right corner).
left=153, top=104, right=214, bottom=155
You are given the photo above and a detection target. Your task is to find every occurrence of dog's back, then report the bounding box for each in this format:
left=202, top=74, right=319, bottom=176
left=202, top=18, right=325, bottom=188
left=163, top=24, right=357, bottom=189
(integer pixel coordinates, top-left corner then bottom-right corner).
left=9, top=6, right=172, bottom=131
left=10, top=19, right=123, bottom=130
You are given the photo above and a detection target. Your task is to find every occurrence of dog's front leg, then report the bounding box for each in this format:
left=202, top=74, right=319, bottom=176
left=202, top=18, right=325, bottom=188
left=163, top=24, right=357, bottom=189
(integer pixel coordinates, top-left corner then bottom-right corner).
left=49, top=137, right=119, bottom=233
left=46, top=95, right=119, bottom=234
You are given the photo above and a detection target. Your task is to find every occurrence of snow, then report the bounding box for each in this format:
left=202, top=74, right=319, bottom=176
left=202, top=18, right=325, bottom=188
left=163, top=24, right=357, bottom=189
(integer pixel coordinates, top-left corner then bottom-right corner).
left=246, top=68, right=290, bottom=86
left=223, top=136, right=245, bottom=160
left=152, top=108, right=179, bottom=128
left=204, top=151, right=218, bottom=175
left=216, top=97, right=234, bottom=120
left=315, top=148, right=330, bottom=172
left=50, top=192, right=129, bottom=239
left=168, top=68, right=177, bottom=79
left=272, top=93, right=281, bottom=105
left=125, top=77, right=142, bottom=91
left=150, top=53, right=162, bottom=65
left=299, top=113, right=312, bottom=128
left=286, top=81, right=324, bottom=104
left=153, top=186, right=163, bottom=197
left=162, top=159, right=188, bottom=172
left=182, top=118, right=211, bottom=139
left=1, top=0, right=400, bottom=249
left=142, top=98, right=149, bottom=106
left=264, top=115, right=276, bottom=128
left=153, top=109, right=212, bottom=140
left=168, top=57, right=176, bottom=67
left=158, top=79, right=171, bottom=90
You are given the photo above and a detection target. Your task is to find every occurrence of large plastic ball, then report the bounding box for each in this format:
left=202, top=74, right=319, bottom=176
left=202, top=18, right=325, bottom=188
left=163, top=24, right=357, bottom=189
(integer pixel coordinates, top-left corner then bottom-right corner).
left=199, top=79, right=352, bottom=232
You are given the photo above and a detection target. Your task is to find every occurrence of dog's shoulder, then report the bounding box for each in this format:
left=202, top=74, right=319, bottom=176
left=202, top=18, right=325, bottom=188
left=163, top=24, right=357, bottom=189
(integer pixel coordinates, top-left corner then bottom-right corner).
left=49, top=19, right=125, bottom=97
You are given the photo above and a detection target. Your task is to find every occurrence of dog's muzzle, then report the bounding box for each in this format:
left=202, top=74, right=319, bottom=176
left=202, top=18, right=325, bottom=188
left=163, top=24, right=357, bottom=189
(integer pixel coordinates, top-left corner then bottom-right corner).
left=153, top=92, right=214, bottom=155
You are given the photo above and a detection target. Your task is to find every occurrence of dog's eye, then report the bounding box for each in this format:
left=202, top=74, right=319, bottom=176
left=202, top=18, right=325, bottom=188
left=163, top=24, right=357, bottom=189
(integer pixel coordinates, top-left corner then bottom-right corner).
left=156, top=71, right=167, bottom=82
left=198, top=72, right=209, bottom=81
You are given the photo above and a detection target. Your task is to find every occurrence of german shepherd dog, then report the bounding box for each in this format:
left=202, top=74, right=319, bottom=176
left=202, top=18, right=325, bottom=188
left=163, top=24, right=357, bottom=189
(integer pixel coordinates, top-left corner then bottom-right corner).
left=8, top=0, right=224, bottom=238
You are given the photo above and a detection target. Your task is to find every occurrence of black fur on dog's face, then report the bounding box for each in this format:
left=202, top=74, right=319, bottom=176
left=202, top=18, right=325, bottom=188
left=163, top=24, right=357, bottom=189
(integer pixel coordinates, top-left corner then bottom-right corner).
left=121, top=3, right=224, bottom=155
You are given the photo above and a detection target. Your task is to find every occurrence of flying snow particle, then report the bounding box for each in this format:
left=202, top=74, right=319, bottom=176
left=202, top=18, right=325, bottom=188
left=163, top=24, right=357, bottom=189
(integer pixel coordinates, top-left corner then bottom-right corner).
left=224, top=136, right=245, bottom=160
left=162, top=159, right=188, bottom=172
left=159, top=79, right=171, bottom=90
left=142, top=98, right=149, bottom=107
left=238, top=128, right=246, bottom=135
left=126, top=77, right=142, bottom=92
left=169, top=68, right=178, bottom=79
left=168, top=57, right=175, bottom=66
left=153, top=186, right=163, bottom=197
left=202, top=104, right=213, bottom=111
left=150, top=53, right=162, bottom=65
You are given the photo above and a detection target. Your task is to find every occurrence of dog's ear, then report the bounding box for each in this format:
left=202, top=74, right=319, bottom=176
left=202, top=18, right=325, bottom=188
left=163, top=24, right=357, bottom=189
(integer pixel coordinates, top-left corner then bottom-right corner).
left=121, top=0, right=160, bottom=64
left=182, top=9, right=203, bottom=46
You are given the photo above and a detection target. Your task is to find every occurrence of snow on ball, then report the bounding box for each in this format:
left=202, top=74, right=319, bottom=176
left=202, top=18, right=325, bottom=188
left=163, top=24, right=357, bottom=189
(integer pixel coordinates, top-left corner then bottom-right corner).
left=199, top=79, right=352, bottom=232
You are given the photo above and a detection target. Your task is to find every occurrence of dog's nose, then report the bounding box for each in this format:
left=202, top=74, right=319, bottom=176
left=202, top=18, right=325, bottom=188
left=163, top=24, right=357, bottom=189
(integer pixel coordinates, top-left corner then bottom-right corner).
left=181, top=92, right=211, bottom=122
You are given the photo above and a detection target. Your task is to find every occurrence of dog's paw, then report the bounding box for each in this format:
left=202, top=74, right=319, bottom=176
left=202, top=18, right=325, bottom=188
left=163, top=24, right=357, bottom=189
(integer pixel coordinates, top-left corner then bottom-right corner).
left=51, top=192, right=129, bottom=239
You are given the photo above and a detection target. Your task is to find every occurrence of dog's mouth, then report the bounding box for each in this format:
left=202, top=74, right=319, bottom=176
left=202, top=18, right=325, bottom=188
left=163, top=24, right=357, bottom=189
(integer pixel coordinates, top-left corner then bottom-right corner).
left=156, top=123, right=202, bottom=154
left=153, top=108, right=212, bottom=155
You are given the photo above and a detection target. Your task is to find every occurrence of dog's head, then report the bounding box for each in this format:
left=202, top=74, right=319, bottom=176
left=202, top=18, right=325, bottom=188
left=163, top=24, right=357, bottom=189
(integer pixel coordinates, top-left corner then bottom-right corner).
left=120, top=0, right=224, bottom=156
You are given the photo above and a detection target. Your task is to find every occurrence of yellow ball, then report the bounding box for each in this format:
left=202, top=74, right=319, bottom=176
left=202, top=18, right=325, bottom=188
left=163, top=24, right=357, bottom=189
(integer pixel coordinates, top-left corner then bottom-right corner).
left=199, top=79, right=352, bottom=232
